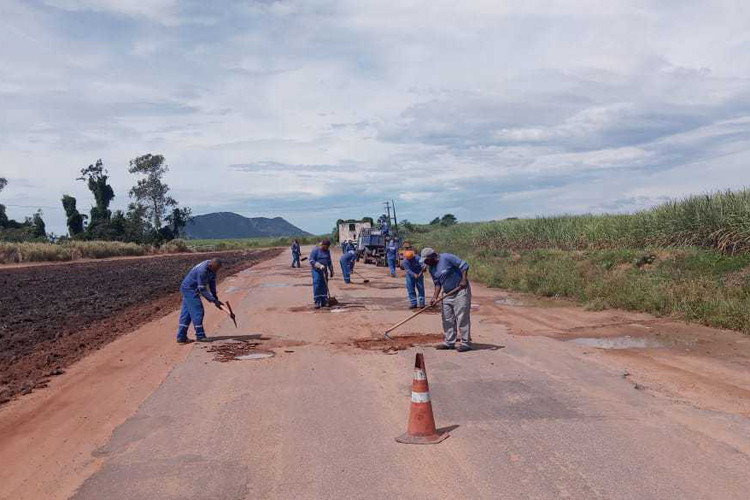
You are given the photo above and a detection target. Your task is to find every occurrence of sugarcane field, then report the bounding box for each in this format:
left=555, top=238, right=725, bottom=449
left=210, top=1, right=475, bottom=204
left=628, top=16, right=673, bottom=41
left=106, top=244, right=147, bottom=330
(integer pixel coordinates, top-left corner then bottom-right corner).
left=2, top=2, right=750, bottom=500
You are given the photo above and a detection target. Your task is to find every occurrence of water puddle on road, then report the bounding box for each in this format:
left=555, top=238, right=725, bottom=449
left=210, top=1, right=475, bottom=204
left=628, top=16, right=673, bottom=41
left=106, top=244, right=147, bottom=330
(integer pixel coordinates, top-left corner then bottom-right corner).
left=495, top=297, right=524, bottom=306
left=567, top=336, right=664, bottom=350
left=258, top=283, right=291, bottom=288
left=236, top=351, right=275, bottom=361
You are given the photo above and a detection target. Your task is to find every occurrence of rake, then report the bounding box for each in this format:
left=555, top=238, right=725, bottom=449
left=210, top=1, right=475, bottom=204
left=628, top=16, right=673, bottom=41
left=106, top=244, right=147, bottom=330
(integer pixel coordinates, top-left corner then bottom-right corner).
left=384, top=288, right=461, bottom=340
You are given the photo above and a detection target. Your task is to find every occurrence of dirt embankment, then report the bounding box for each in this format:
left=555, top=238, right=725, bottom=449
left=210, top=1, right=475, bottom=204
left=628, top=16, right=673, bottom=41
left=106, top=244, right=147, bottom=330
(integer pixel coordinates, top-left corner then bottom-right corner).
left=0, top=249, right=282, bottom=403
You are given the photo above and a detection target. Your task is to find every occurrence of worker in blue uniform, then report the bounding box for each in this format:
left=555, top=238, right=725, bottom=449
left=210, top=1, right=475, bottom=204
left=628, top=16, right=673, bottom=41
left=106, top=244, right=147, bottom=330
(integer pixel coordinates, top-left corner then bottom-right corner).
left=309, top=239, right=334, bottom=308
left=177, top=258, right=223, bottom=344
left=386, top=238, right=399, bottom=277
left=401, top=250, right=426, bottom=308
left=291, top=239, right=301, bottom=268
left=340, top=248, right=357, bottom=284
left=422, top=248, right=472, bottom=352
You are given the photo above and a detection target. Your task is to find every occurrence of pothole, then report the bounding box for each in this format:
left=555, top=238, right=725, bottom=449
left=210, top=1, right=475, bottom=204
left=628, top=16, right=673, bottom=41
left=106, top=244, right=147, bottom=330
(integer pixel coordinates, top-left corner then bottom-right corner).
left=236, top=351, right=275, bottom=361
left=207, top=339, right=263, bottom=362
left=352, top=333, right=444, bottom=354
left=567, top=336, right=664, bottom=350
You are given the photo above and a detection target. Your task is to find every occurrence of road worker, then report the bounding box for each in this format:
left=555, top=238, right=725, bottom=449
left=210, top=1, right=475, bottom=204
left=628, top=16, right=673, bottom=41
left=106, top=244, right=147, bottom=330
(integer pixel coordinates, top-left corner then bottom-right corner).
left=401, top=250, right=425, bottom=309
left=386, top=238, right=399, bottom=277
left=309, top=239, right=334, bottom=308
left=421, top=248, right=472, bottom=352
left=340, top=248, right=357, bottom=284
left=291, top=239, right=301, bottom=268
left=176, top=258, right=223, bottom=344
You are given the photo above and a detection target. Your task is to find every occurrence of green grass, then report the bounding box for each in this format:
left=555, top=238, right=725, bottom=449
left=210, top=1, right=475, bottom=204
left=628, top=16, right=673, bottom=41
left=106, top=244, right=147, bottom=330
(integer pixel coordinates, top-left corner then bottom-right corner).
left=186, top=235, right=322, bottom=252
left=411, top=189, right=750, bottom=253
left=405, top=190, right=750, bottom=333
left=0, top=240, right=149, bottom=264
left=0, top=235, right=322, bottom=264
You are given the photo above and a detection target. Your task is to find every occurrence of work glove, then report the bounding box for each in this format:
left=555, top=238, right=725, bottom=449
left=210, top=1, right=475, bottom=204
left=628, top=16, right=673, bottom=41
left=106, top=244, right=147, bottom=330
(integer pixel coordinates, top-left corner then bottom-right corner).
left=214, top=299, right=224, bottom=309
left=330, top=270, right=334, bottom=278
left=314, top=262, right=325, bottom=270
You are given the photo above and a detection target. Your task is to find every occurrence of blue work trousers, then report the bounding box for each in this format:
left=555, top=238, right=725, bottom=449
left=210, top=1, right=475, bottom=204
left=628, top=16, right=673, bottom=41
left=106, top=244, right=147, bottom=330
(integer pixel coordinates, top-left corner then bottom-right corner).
left=292, top=253, right=301, bottom=268
left=405, top=274, right=426, bottom=307
left=388, top=256, right=398, bottom=276
left=312, top=269, right=329, bottom=306
left=177, top=290, right=206, bottom=341
left=341, top=261, right=352, bottom=283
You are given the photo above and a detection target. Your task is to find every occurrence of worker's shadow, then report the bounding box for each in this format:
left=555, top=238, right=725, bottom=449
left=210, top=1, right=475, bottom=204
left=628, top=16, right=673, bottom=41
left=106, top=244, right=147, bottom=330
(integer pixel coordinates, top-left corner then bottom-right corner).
left=465, top=343, right=505, bottom=352
left=208, top=334, right=270, bottom=342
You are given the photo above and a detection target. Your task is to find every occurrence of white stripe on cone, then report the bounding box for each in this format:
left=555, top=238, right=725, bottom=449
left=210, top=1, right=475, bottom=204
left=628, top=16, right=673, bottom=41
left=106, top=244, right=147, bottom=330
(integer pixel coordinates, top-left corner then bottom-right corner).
left=413, top=370, right=427, bottom=380
left=411, top=391, right=431, bottom=403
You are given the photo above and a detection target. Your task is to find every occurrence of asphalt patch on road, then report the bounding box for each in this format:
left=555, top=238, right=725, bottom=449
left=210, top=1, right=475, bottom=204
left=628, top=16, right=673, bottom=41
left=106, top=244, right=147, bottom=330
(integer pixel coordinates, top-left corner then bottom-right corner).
left=206, top=340, right=263, bottom=362
left=352, top=333, right=444, bottom=354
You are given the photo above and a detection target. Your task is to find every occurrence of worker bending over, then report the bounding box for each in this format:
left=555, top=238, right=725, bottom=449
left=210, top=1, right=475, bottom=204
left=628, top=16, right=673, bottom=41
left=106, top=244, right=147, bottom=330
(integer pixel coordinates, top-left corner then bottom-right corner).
left=177, top=258, right=223, bottom=344
left=421, top=248, right=472, bottom=352
left=386, top=238, right=399, bottom=277
left=340, top=247, right=357, bottom=284
left=291, top=239, right=301, bottom=268
left=401, top=250, right=426, bottom=309
left=310, top=239, right=334, bottom=308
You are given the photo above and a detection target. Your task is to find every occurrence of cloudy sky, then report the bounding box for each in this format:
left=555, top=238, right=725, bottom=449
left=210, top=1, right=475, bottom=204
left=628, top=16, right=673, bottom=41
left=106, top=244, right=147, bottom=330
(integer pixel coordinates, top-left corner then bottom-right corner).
left=1, top=0, right=749, bottom=235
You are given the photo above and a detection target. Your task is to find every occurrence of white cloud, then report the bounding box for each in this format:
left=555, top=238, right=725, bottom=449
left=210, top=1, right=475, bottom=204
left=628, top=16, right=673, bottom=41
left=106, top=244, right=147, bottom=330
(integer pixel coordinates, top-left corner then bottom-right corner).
left=41, top=0, right=178, bottom=23
left=1, top=0, right=750, bottom=235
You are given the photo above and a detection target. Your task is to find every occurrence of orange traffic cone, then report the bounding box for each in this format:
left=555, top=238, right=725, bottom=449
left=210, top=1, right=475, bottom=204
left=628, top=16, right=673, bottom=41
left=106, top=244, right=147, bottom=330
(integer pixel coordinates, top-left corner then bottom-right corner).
left=395, top=352, right=449, bottom=445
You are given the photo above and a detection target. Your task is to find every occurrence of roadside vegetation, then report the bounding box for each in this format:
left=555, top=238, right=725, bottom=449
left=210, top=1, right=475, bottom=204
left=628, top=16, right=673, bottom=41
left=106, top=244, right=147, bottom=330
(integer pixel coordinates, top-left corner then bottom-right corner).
left=186, top=235, right=322, bottom=252
left=405, top=190, right=750, bottom=333
left=0, top=236, right=324, bottom=265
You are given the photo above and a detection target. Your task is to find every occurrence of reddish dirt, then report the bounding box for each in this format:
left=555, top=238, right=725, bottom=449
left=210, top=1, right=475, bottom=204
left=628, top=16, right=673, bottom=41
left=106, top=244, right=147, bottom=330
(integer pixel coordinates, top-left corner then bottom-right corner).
left=0, top=249, right=281, bottom=403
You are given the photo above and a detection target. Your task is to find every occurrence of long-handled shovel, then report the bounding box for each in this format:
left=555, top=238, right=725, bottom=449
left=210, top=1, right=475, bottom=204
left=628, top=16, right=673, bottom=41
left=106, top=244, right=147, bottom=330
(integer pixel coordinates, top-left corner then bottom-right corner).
left=218, top=300, right=238, bottom=327
left=384, top=288, right=461, bottom=340
left=323, top=272, right=340, bottom=307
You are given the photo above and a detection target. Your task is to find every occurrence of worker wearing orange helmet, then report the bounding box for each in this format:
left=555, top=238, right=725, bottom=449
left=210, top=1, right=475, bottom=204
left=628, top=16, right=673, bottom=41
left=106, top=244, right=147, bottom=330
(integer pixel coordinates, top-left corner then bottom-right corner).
left=401, top=249, right=426, bottom=309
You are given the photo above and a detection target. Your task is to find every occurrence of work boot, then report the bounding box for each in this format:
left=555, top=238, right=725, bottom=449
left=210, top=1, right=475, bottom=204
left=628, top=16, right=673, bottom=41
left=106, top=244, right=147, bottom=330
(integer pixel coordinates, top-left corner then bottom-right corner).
left=457, top=344, right=472, bottom=352
left=196, top=337, right=211, bottom=343
left=435, top=343, right=454, bottom=350
left=410, top=304, right=418, bottom=309
left=177, top=338, right=192, bottom=345
left=314, top=304, right=321, bottom=310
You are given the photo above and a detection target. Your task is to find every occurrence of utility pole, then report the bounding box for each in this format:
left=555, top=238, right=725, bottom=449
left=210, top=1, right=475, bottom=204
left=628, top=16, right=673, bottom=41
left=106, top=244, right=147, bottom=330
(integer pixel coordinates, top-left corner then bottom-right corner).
left=383, top=201, right=392, bottom=227
left=391, top=199, right=399, bottom=234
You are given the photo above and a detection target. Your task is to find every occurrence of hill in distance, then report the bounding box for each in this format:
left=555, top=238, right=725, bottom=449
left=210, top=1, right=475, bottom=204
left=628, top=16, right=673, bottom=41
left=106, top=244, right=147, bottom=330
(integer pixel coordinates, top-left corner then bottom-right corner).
left=185, top=212, right=311, bottom=239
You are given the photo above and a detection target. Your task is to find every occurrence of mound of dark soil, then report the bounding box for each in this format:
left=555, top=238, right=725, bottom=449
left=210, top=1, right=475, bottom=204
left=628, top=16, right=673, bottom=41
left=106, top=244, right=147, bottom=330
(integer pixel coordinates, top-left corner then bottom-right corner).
left=0, top=249, right=281, bottom=403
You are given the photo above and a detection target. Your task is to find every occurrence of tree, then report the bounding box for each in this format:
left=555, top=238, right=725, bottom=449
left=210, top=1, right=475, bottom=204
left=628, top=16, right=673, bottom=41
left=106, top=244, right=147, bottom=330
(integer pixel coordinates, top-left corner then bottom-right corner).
left=362, top=216, right=374, bottom=225
left=429, top=217, right=441, bottom=225
left=78, top=159, right=115, bottom=237
left=401, top=219, right=415, bottom=232
left=128, top=154, right=177, bottom=230
left=440, top=213, right=457, bottom=226
left=31, top=210, right=46, bottom=238
left=0, top=177, right=8, bottom=228
left=61, top=195, right=85, bottom=237
left=165, top=207, right=192, bottom=239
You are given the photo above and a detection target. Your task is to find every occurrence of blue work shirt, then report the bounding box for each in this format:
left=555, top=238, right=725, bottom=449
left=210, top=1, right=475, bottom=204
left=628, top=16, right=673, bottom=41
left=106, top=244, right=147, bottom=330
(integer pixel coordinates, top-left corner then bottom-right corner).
left=386, top=240, right=399, bottom=259
left=291, top=242, right=301, bottom=255
left=401, top=256, right=425, bottom=278
left=309, top=246, right=333, bottom=272
left=342, top=241, right=355, bottom=253
left=180, top=260, right=218, bottom=302
left=427, top=253, right=469, bottom=293
left=340, top=250, right=357, bottom=266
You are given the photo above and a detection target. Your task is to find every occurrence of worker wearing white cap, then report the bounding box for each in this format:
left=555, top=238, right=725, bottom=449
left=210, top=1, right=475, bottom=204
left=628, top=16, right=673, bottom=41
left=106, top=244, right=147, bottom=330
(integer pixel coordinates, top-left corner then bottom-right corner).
left=421, top=247, right=472, bottom=352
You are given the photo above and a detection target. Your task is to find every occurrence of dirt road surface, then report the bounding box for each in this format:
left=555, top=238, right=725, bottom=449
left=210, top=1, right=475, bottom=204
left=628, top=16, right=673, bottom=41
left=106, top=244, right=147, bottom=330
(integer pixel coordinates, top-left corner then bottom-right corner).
left=1, top=248, right=749, bottom=499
